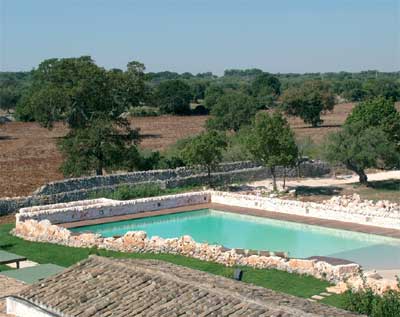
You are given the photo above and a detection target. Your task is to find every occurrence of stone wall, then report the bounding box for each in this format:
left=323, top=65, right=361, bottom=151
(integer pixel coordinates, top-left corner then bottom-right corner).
left=0, top=161, right=331, bottom=216
left=17, top=192, right=210, bottom=224
left=211, top=192, right=400, bottom=230
left=12, top=191, right=400, bottom=293
left=13, top=219, right=399, bottom=294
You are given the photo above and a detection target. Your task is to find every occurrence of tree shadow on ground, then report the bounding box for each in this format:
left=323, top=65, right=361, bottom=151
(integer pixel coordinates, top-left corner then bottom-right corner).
left=295, top=124, right=342, bottom=130
left=140, top=133, right=162, bottom=139
left=295, top=186, right=343, bottom=197
left=0, top=243, right=15, bottom=250
left=361, top=179, right=400, bottom=191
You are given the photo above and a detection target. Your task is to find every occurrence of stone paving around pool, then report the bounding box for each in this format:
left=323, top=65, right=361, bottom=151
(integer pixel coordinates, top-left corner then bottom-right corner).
left=12, top=191, right=400, bottom=295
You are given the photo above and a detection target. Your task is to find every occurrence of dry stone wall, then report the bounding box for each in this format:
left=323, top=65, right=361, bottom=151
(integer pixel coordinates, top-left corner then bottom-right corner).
left=0, top=161, right=330, bottom=215
left=16, top=192, right=210, bottom=224
left=13, top=219, right=399, bottom=294
left=212, top=192, right=400, bottom=230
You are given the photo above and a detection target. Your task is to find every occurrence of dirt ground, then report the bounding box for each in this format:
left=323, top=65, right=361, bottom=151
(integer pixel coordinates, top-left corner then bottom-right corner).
left=0, top=103, right=358, bottom=198
left=249, top=171, right=400, bottom=203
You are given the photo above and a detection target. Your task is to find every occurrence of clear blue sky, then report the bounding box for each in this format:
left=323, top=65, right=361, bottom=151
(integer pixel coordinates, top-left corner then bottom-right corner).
left=1, top=0, right=399, bottom=74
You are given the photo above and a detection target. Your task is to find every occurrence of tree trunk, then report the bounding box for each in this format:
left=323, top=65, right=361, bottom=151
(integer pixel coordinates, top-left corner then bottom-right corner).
left=346, top=162, right=368, bottom=186
left=207, top=165, right=212, bottom=187
left=283, top=167, right=287, bottom=189
left=96, top=161, right=103, bottom=176
left=357, top=169, right=368, bottom=186
left=270, top=167, right=277, bottom=191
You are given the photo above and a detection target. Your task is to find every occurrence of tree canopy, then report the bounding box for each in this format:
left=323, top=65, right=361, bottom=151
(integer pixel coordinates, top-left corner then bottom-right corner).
left=243, top=111, right=298, bottom=190
left=15, top=56, right=146, bottom=176
left=324, top=123, right=399, bottom=185
left=345, top=97, right=400, bottom=149
left=181, top=130, right=227, bottom=185
left=281, top=80, right=335, bottom=127
left=156, top=80, right=193, bottom=115
left=207, top=91, right=258, bottom=132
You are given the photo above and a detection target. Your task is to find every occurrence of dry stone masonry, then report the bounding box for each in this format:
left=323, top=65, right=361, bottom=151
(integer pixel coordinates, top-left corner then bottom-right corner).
left=0, top=160, right=330, bottom=215
left=13, top=191, right=400, bottom=294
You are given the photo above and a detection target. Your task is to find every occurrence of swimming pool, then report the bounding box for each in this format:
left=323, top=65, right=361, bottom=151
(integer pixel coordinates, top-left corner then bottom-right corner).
left=71, top=209, right=400, bottom=269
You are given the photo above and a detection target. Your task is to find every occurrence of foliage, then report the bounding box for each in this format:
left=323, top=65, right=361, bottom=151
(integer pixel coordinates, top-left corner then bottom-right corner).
left=181, top=130, right=227, bottom=185
left=89, top=183, right=199, bottom=200
left=243, top=111, right=298, bottom=190
left=128, top=106, right=160, bottom=117
left=189, top=80, right=208, bottom=102
left=323, top=123, right=399, bottom=184
left=281, top=80, right=335, bottom=127
left=204, top=85, right=224, bottom=110
left=207, top=91, right=258, bottom=132
left=251, top=73, right=281, bottom=108
left=156, top=79, right=193, bottom=114
left=346, top=97, right=400, bottom=149
left=0, top=71, right=31, bottom=113
left=15, top=56, right=146, bottom=176
left=342, top=287, right=400, bottom=317
left=222, top=129, right=253, bottom=162
left=59, top=118, right=140, bottom=176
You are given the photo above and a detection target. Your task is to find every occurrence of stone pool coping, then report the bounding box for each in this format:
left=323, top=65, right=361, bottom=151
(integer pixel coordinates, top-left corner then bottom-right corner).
left=13, top=191, right=400, bottom=294
left=62, top=202, right=400, bottom=239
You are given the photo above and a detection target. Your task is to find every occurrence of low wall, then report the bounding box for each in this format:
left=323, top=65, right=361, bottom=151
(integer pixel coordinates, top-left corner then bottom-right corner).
left=13, top=219, right=399, bottom=294
left=17, top=192, right=210, bottom=224
left=13, top=191, right=400, bottom=293
left=0, top=161, right=331, bottom=216
left=211, top=192, right=400, bottom=230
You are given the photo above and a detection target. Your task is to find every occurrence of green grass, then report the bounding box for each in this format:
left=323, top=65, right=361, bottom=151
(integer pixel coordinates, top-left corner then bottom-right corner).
left=0, top=223, right=331, bottom=299
left=321, top=294, right=347, bottom=309
left=0, top=264, right=12, bottom=272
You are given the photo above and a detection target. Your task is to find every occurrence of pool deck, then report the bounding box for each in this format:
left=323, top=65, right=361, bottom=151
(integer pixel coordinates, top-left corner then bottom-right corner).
left=61, top=203, right=400, bottom=239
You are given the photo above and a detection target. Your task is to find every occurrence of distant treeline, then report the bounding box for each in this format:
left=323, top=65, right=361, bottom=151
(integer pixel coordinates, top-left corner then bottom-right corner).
left=1, top=67, right=400, bottom=117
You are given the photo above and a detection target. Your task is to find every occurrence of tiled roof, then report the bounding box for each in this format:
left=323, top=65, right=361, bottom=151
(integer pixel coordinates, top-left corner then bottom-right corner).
left=15, top=256, right=359, bottom=316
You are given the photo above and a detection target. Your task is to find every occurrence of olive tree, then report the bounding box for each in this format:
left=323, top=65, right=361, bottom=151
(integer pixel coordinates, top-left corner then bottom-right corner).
left=324, top=123, right=399, bottom=185
left=207, top=91, right=258, bottom=132
left=281, top=80, right=335, bottom=127
left=181, top=130, right=227, bottom=186
left=244, top=111, right=298, bottom=191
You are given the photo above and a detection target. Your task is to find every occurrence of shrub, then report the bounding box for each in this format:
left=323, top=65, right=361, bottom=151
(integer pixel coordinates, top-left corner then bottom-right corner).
left=90, top=183, right=199, bottom=200
left=129, top=106, right=160, bottom=117
left=343, top=288, right=400, bottom=317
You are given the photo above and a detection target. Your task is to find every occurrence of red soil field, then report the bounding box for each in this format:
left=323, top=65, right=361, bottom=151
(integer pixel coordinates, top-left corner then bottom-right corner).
left=0, top=103, right=356, bottom=197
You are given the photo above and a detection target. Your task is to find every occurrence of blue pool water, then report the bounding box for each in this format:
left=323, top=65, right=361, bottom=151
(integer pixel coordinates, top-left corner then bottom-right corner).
left=71, top=209, right=400, bottom=269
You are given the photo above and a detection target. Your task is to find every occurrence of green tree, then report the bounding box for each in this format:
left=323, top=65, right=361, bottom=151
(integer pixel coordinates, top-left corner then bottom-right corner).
left=323, top=123, right=399, bottom=185
left=181, top=130, right=227, bottom=185
left=0, top=87, right=20, bottom=113
left=156, top=80, right=193, bottom=114
left=204, top=85, right=224, bottom=110
left=251, top=73, right=281, bottom=108
left=281, top=80, right=335, bottom=127
left=207, top=91, right=258, bottom=132
left=59, top=118, right=140, bottom=176
left=363, top=79, right=400, bottom=101
left=244, top=112, right=298, bottom=191
left=16, top=56, right=145, bottom=176
left=346, top=97, right=400, bottom=150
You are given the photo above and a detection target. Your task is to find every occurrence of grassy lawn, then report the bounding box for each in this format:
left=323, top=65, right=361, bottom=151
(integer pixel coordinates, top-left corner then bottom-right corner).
left=321, top=294, right=347, bottom=309
left=0, top=223, right=332, bottom=299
